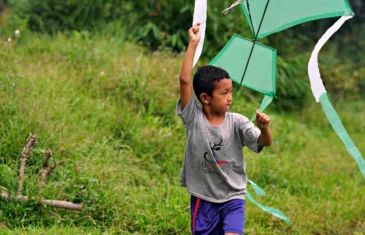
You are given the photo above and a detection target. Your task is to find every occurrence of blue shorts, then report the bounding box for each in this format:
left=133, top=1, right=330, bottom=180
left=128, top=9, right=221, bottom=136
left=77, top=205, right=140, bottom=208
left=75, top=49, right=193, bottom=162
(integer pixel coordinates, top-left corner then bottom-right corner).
left=190, top=196, right=245, bottom=235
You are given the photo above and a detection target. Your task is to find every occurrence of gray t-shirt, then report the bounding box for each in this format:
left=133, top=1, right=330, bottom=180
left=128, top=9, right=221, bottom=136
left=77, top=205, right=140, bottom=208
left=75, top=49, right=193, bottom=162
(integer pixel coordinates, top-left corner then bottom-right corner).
left=176, top=95, right=263, bottom=203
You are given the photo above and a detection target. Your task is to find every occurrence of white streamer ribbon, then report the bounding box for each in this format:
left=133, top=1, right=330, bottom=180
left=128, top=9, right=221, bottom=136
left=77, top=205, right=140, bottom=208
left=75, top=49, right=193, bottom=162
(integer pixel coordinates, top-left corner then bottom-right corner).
left=308, top=15, right=353, bottom=102
left=193, top=0, right=207, bottom=67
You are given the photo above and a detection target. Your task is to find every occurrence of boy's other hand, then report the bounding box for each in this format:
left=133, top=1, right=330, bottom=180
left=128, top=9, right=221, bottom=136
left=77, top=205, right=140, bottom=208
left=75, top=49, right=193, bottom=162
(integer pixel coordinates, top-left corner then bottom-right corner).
left=188, top=23, right=201, bottom=44
left=255, top=109, right=270, bottom=132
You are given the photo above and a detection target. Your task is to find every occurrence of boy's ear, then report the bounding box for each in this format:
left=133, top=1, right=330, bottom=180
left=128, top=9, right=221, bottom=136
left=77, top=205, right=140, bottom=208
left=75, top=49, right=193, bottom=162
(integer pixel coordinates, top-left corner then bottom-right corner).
left=200, top=93, right=210, bottom=104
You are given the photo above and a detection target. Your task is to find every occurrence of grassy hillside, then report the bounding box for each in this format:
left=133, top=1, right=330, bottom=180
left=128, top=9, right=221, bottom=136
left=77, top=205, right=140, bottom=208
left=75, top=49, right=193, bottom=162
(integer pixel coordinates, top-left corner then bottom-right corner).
left=0, top=31, right=364, bottom=234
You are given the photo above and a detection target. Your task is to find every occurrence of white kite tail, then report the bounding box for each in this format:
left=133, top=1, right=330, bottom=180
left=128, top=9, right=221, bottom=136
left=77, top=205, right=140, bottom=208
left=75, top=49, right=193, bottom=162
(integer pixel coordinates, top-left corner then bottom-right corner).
left=308, top=15, right=365, bottom=180
left=308, top=15, right=353, bottom=102
left=192, top=0, right=207, bottom=67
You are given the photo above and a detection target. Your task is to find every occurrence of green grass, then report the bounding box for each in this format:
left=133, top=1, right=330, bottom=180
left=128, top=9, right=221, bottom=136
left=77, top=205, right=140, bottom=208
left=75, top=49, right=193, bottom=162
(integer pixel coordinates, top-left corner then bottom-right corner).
left=0, top=31, right=364, bottom=234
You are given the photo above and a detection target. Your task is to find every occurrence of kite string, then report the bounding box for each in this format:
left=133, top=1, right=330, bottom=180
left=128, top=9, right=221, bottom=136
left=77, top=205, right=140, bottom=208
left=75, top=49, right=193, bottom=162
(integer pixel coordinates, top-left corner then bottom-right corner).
left=222, top=0, right=245, bottom=15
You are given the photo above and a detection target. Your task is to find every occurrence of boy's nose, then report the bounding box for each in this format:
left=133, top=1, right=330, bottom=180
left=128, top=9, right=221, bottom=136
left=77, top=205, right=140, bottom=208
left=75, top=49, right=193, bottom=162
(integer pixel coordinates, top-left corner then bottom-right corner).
left=228, top=94, right=232, bottom=101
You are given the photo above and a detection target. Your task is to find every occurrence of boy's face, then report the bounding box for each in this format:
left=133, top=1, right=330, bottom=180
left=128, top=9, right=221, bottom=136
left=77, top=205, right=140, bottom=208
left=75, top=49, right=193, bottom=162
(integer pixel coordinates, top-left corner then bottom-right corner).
left=209, top=78, right=233, bottom=114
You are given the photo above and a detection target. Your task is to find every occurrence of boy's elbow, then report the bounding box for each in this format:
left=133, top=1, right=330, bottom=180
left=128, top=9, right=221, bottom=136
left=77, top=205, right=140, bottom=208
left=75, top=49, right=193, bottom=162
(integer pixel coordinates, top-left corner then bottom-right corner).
left=179, top=77, right=186, bottom=84
left=179, top=76, right=189, bottom=85
left=180, top=78, right=192, bottom=88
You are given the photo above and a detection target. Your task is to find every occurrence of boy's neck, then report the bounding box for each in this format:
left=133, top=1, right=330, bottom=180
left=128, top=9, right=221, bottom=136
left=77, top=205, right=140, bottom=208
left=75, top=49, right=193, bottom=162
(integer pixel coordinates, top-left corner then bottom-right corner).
left=203, top=107, right=225, bottom=126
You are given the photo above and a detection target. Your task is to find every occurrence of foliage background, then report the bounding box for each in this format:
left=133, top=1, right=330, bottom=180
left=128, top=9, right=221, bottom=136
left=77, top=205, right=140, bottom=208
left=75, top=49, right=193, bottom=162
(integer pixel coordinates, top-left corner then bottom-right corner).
left=3, top=0, right=363, bottom=111
left=0, top=0, right=364, bottom=234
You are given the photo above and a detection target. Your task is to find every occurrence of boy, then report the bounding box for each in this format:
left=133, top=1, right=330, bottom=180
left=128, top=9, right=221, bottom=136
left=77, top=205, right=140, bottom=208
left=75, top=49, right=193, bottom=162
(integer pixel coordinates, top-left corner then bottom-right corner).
left=176, top=23, right=272, bottom=235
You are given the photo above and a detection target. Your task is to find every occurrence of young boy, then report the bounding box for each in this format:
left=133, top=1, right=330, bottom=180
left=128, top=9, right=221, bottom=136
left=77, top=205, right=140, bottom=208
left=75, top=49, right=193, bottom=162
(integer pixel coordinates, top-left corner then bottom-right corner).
left=176, top=23, right=272, bottom=235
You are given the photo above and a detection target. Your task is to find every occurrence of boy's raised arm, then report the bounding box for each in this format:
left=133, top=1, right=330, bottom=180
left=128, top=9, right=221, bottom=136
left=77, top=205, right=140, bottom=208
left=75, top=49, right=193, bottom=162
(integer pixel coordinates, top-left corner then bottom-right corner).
left=179, top=23, right=201, bottom=110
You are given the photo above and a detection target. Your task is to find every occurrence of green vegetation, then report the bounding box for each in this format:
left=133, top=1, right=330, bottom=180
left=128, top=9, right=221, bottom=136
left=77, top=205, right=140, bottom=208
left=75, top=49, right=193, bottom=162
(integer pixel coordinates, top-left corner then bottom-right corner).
left=3, top=0, right=364, bottom=112
left=0, top=0, right=364, bottom=233
left=0, top=28, right=364, bottom=234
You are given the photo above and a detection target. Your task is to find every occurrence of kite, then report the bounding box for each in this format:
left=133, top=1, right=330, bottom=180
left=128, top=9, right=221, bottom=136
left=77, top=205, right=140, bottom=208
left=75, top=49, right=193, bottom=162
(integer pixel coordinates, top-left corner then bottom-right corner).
left=192, top=0, right=365, bottom=225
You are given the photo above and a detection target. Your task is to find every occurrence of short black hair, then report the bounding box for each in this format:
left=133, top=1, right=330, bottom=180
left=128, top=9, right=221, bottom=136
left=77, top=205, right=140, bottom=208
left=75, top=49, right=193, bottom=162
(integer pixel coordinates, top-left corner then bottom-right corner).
left=193, top=65, right=230, bottom=103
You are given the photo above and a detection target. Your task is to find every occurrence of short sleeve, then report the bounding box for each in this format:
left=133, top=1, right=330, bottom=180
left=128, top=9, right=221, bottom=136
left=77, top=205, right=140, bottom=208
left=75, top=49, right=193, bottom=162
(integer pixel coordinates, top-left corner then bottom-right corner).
left=238, top=115, right=263, bottom=153
left=176, top=95, right=199, bottom=129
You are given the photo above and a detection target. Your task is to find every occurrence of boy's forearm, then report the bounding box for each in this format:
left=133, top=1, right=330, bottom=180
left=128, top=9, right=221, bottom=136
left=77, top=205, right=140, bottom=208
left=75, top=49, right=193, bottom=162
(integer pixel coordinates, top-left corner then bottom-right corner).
left=258, top=128, right=272, bottom=146
left=179, top=42, right=198, bottom=84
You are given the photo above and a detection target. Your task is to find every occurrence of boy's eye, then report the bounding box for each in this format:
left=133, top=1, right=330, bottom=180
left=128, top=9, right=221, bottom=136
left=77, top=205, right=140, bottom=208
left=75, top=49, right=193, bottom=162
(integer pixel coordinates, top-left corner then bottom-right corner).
left=222, top=90, right=232, bottom=95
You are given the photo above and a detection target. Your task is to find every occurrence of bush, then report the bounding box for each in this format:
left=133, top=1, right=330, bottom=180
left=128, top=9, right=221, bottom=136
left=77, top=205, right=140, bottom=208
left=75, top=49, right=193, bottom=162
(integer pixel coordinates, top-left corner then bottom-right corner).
left=124, top=0, right=253, bottom=57
left=273, top=55, right=311, bottom=112
left=0, top=0, right=8, bottom=11
left=5, top=0, right=364, bottom=113
left=9, top=0, right=125, bottom=33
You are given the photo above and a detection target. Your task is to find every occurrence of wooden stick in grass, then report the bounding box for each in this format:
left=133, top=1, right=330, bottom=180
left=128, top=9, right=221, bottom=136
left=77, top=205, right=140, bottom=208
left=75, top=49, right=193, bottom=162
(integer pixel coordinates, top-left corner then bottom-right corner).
left=39, top=148, right=56, bottom=196
left=17, top=196, right=82, bottom=210
left=1, top=135, right=83, bottom=211
left=0, top=191, right=82, bottom=211
left=17, top=135, right=38, bottom=196
left=2, top=147, right=81, bottom=211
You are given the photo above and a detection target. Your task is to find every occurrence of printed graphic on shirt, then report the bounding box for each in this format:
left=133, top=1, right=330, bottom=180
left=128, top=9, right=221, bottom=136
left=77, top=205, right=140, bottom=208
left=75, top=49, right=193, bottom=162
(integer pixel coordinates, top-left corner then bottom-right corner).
left=202, top=136, right=228, bottom=175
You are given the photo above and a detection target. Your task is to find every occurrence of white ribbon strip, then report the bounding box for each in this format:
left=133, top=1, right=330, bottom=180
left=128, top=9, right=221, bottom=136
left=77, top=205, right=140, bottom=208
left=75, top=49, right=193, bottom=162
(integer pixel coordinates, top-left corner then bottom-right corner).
left=193, top=0, right=207, bottom=67
left=308, top=15, right=353, bottom=102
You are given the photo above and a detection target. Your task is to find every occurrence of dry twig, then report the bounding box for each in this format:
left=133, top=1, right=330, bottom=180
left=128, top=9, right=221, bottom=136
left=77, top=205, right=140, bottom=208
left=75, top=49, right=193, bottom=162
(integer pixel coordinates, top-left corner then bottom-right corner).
left=17, top=135, right=38, bottom=196
left=0, top=192, right=82, bottom=211
left=0, top=135, right=82, bottom=211
left=39, top=148, right=55, bottom=196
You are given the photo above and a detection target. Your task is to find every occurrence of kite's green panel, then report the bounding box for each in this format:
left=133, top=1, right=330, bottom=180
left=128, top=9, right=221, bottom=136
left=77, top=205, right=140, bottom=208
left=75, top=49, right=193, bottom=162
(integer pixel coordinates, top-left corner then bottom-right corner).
left=209, top=34, right=277, bottom=97
left=241, top=0, right=354, bottom=39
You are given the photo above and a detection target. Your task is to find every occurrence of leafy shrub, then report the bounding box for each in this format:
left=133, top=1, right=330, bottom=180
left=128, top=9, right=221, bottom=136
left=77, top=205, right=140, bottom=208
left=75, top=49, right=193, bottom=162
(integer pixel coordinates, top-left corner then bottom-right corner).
left=0, top=0, right=7, bottom=11
left=273, top=55, right=311, bottom=112
left=9, top=0, right=125, bottom=33
left=5, top=0, right=364, bottom=113
left=123, top=0, right=252, bottom=57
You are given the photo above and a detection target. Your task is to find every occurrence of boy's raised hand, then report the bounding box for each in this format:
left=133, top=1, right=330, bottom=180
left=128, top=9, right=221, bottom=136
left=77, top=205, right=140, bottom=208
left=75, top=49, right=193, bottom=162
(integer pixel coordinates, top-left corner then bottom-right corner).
left=255, top=109, right=270, bottom=131
left=188, top=23, right=201, bottom=44
left=179, top=23, right=201, bottom=110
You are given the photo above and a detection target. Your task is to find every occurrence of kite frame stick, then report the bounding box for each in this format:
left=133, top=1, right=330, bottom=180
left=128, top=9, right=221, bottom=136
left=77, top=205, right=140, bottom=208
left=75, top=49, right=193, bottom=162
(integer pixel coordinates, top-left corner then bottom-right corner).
left=240, top=0, right=271, bottom=86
